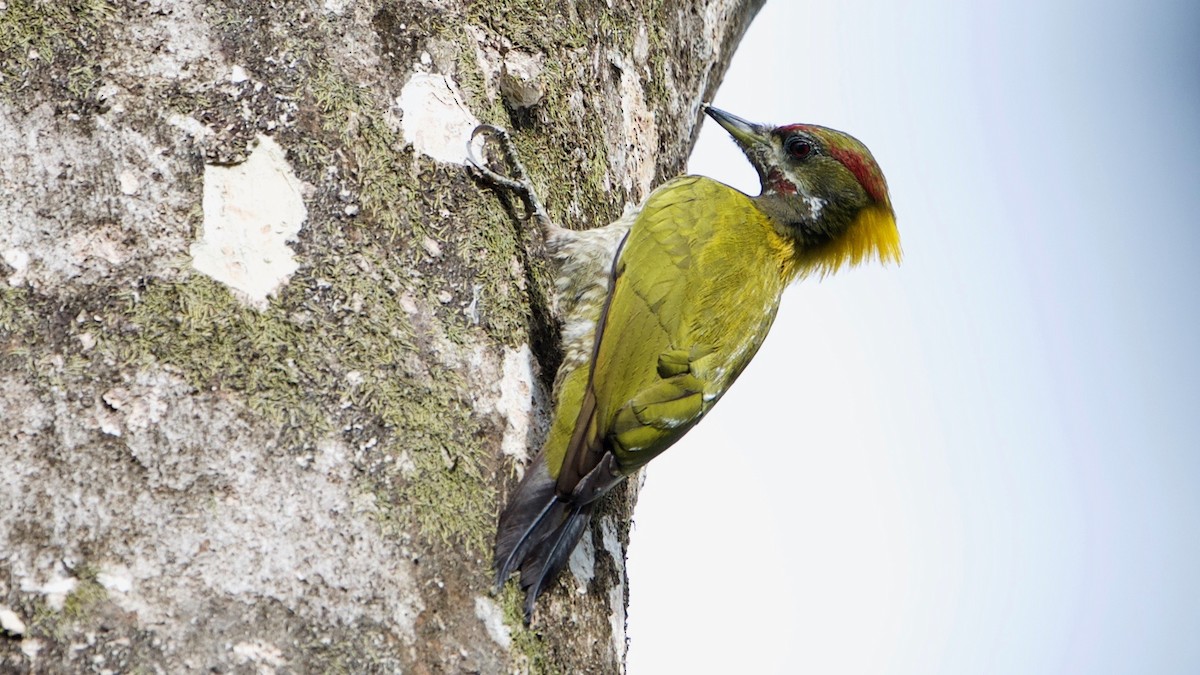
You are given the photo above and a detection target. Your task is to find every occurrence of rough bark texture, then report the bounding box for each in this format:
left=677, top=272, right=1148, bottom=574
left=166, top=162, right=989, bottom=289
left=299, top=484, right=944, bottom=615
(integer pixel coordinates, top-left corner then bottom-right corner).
left=0, top=0, right=761, bottom=672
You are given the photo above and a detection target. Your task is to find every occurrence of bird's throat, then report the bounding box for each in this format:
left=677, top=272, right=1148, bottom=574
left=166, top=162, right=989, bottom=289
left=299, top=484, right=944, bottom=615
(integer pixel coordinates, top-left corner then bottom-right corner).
left=793, top=204, right=902, bottom=277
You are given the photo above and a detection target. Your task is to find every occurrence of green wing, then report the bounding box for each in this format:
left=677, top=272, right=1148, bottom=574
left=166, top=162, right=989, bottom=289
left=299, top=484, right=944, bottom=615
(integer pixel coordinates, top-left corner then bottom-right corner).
left=555, top=176, right=786, bottom=493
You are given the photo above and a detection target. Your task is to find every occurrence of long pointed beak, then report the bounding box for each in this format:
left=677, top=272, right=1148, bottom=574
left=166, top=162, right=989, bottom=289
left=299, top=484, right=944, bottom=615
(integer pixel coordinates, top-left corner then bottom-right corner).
left=703, top=104, right=770, bottom=149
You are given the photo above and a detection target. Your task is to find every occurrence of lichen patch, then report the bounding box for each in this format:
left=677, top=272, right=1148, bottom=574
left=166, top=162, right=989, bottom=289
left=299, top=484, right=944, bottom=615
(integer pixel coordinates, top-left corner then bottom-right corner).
left=600, top=516, right=627, bottom=661
left=499, top=51, right=545, bottom=109
left=567, top=525, right=597, bottom=587
left=497, top=344, right=535, bottom=464
left=0, top=102, right=193, bottom=294
left=610, top=50, right=659, bottom=200
left=233, top=640, right=287, bottom=671
left=0, top=607, right=27, bottom=637
left=473, top=596, right=511, bottom=650
left=2, top=368, right=425, bottom=645
left=191, top=134, right=307, bottom=309
left=18, top=566, right=78, bottom=612
left=396, top=72, right=481, bottom=165
left=3, top=248, right=29, bottom=286
left=116, top=0, right=224, bottom=82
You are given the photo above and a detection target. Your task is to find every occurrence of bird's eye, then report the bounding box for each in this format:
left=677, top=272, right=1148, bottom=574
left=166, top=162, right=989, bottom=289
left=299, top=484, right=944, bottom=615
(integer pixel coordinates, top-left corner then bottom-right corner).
left=785, top=136, right=813, bottom=160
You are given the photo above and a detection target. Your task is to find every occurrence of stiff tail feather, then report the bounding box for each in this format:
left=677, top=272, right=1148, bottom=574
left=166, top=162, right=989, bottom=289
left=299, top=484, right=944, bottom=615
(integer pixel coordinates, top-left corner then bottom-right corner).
left=518, top=502, right=593, bottom=622
left=496, top=450, right=627, bottom=621
left=494, top=457, right=598, bottom=623
left=495, top=458, right=562, bottom=589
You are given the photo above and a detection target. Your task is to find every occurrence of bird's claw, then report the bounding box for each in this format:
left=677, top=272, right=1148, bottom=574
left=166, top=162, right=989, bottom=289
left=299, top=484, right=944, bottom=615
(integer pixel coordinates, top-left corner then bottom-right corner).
left=467, top=125, right=517, bottom=185
left=467, top=123, right=551, bottom=229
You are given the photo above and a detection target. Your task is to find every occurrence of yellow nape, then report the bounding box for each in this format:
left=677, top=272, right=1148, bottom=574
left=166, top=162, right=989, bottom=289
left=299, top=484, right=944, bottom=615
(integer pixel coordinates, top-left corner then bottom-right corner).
left=796, top=205, right=902, bottom=278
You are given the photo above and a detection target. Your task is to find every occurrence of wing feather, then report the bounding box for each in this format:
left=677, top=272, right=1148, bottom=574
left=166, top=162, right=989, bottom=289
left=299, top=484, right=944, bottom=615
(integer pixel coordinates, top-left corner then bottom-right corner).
left=555, top=176, right=788, bottom=490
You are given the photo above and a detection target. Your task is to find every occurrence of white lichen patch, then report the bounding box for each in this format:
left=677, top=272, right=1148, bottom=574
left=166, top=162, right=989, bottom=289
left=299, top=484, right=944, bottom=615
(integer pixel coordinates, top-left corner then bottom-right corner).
left=600, top=517, right=624, bottom=575
left=607, top=584, right=626, bottom=660
left=600, top=516, right=627, bottom=661
left=0, top=102, right=193, bottom=293
left=96, top=565, right=134, bottom=594
left=118, top=170, right=141, bottom=195
left=0, top=371, right=424, bottom=647
left=397, top=72, right=482, bottom=165
left=101, top=371, right=173, bottom=437
left=19, top=567, right=77, bottom=611
left=701, top=1, right=729, bottom=56
left=168, top=113, right=213, bottom=143
left=20, top=638, right=42, bottom=661
left=0, top=607, right=27, bottom=637
left=233, top=640, right=287, bottom=671
left=608, top=51, right=659, bottom=200
left=473, top=596, right=511, bottom=649
left=3, top=248, right=29, bottom=286
left=191, top=135, right=307, bottom=309
left=229, top=65, right=250, bottom=84
left=567, top=526, right=596, bottom=587
left=496, top=345, right=535, bottom=463
left=115, top=0, right=225, bottom=82
left=691, top=0, right=746, bottom=121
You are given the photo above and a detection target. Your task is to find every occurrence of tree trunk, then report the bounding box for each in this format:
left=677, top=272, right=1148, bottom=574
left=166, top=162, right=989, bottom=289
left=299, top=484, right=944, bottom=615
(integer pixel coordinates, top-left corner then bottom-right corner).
left=0, top=1, right=761, bottom=672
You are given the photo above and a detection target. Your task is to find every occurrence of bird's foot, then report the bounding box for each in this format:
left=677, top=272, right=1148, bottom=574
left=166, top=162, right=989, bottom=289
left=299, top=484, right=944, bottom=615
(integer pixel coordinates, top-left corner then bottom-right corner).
left=467, top=124, right=553, bottom=234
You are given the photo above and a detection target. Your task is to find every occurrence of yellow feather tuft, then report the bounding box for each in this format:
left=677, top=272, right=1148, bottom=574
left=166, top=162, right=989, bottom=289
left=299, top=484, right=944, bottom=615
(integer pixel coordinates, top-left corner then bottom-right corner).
left=795, top=205, right=902, bottom=278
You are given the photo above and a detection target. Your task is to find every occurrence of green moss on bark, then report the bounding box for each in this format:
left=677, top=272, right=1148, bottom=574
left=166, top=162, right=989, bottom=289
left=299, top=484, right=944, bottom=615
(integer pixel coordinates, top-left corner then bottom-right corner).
left=108, top=260, right=494, bottom=552
left=0, top=0, right=114, bottom=103
left=499, top=584, right=560, bottom=675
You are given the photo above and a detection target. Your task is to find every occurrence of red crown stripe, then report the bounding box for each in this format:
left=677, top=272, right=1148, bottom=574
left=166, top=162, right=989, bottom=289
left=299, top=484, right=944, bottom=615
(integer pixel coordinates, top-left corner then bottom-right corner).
left=778, top=124, right=888, bottom=204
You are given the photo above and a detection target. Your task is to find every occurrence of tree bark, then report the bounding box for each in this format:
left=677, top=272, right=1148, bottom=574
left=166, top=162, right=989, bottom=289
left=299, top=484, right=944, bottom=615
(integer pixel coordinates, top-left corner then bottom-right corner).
left=0, top=0, right=762, bottom=672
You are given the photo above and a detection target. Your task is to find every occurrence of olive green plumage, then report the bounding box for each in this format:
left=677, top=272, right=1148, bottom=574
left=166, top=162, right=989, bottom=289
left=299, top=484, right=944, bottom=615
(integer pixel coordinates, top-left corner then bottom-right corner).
left=472, top=106, right=901, bottom=622
left=554, top=176, right=796, bottom=486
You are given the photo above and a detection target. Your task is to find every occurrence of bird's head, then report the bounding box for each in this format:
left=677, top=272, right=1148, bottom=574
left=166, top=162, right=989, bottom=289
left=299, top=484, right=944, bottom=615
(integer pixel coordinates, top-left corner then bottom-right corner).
left=704, top=105, right=901, bottom=276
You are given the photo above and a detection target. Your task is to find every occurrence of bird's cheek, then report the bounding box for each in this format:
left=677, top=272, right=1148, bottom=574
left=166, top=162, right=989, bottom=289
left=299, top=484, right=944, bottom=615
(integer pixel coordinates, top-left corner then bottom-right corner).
left=766, top=168, right=798, bottom=195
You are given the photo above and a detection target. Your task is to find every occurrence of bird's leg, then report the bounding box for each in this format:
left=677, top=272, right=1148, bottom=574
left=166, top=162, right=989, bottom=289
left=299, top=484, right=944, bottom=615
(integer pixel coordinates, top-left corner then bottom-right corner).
left=467, top=124, right=557, bottom=241
left=468, top=124, right=566, bottom=384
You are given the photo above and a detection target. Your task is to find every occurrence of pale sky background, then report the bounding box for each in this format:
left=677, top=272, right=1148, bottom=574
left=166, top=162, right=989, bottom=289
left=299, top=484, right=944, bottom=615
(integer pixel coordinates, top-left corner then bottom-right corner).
left=626, top=1, right=1200, bottom=673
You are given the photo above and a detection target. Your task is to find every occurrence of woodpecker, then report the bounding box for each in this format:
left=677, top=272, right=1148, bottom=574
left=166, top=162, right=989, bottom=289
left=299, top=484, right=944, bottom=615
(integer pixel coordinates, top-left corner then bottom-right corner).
left=469, top=105, right=900, bottom=622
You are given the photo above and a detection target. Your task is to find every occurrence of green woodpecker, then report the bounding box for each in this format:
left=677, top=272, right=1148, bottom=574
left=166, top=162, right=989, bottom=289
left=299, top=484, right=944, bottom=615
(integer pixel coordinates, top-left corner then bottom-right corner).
left=469, top=105, right=900, bottom=621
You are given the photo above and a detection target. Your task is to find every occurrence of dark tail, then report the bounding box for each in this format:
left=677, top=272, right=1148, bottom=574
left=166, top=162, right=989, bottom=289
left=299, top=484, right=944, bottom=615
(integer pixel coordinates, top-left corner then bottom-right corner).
left=494, top=456, right=598, bottom=622
left=495, top=456, right=568, bottom=584
left=518, top=502, right=593, bottom=621
left=496, top=453, right=623, bottom=622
